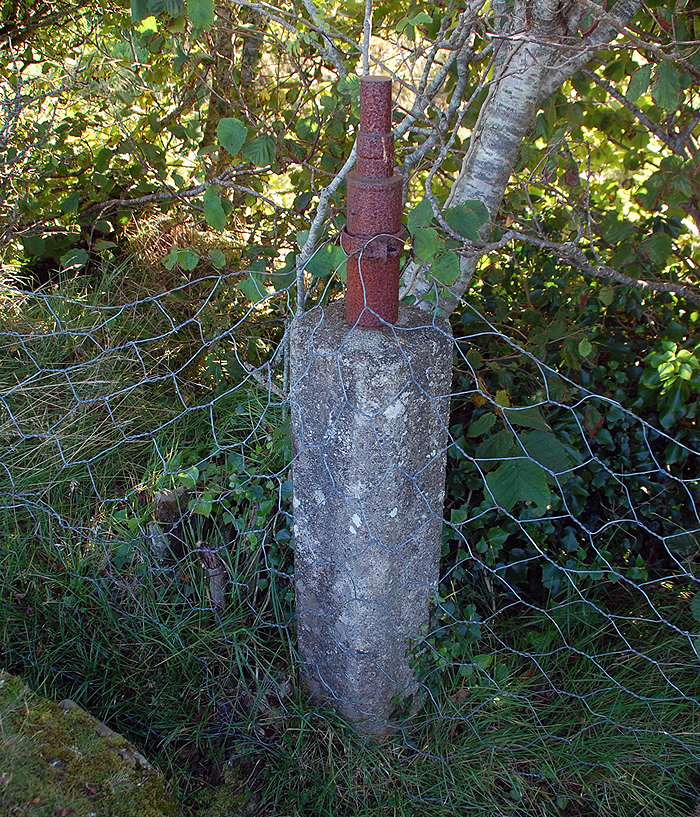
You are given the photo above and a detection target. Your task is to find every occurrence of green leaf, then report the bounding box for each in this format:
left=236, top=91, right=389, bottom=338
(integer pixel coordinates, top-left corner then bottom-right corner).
left=541, top=562, right=564, bottom=594
left=187, top=0, right=214, bottom=29
left=407, top=198, right=434, bottom=233
left=93, top=239, right=116, bottom=252
left=485, top=459, right=551, bottom=514
left=476, top=429, right=518, bottom=468
left=413, top=227, right=443, bottom=263
left=640, top=232, right=672, bottom=267
left=468, top=412, right=497, bottom=437
left=241, top=134, right=276, bottom=167
left=578, top=338, right=593, bottom=358
left=691, top=590, right=700, bottom=623
left=658, top=360, right=677, bottom=381
left=237, top=272, right=267, bottom=302
left=164, top=0, right=183, bottom=16
left=303, top=242, right=346, bottom=278
left=520, top=431, right=572, bottom=475
left=59, top=249, right=88, bottom=270
left=679, top=362, right=693, bottom=380
left=626, top=64, right=652, bottom=103
left=174, top=43, right=189, bottom=73
left=217, top=118, right=248, bottom=156
left=502, top=406, right=550, bottom=431
left=445, top=202, right=488, bottom=241
left=190, top=492, right=213, bottom=517
left=203, top=186, right=227, bottom=231
left=598, top=286, right=614, bottom=306
left=652, top=62, right=682, bottom=111
left=295, top=115, right=319, bottom=141
left=131, top=0, right=149, bottom=24
left=432, top=251, right=460, bottom=285
left=177, top=465, right=199, bottom=489
left=61, top=191, right=80, bottom=216
left=408, top=11, right=431, bottom=24
left=209, top=249, right=226, bottom=269
left=178, top=249, right=200, bottom=271
left=22, top=236, right=45, bottom=256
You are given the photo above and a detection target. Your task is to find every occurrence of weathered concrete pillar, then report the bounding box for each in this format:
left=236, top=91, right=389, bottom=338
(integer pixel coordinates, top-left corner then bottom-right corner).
left=289, top=301, right=452, bottom=727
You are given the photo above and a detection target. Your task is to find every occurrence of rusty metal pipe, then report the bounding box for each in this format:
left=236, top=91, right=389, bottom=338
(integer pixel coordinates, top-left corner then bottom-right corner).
left=341, top=76, right=403, bottom=327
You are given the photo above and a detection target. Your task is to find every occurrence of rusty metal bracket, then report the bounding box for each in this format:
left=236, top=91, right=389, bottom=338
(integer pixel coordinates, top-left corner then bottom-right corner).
left=341, top=76, right=404, bottom=327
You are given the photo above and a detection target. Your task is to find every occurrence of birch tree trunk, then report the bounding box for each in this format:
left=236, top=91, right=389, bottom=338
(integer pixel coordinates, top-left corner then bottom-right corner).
left=406, top=0, right=643, bottom=316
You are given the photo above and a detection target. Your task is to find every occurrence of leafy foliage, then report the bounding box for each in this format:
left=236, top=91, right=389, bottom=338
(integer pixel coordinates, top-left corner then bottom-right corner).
left=2, top=0, right=700, bottom=815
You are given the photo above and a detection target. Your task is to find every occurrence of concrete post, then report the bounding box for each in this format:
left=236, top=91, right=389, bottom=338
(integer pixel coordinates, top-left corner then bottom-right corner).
left=290, top=302, right=452, bottom=727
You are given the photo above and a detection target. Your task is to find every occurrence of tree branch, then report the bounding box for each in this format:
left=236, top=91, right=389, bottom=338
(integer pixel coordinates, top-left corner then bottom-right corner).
left=511, top=232, right=700, bottom=306
left=294, top=140, right=358, bottom=315
left=362, top=0, right=372, bottom=76
left=581, top=66, right=688, bottom=156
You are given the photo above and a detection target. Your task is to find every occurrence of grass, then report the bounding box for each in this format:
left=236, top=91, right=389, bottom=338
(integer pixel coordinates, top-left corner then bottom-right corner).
left=1, top=261, right=699, bottom=816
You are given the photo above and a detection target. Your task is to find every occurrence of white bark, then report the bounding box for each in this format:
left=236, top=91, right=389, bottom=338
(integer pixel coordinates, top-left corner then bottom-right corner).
left=405, top=0, right=643, bottom=315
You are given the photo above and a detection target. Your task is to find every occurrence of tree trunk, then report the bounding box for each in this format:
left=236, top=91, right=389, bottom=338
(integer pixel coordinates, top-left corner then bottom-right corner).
left=406, top=0, right=643, bottom=316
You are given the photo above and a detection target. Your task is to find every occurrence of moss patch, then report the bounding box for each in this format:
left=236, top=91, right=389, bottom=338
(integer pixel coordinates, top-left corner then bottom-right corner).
left=0, top=670, right=179, bottom=817
left=188, top=762, right=249, bottom=817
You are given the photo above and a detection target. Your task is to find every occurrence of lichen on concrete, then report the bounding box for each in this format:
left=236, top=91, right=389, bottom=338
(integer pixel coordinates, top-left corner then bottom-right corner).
left=0, top=670, right=179, bottom=816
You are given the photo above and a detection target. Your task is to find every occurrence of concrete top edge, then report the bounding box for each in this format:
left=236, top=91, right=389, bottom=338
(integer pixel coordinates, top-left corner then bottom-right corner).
left=291, top=300, right=453, bottom=338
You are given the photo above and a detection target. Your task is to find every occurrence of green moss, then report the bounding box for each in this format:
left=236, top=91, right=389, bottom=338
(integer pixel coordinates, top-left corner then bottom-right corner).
left=0, top=671, right=179, bottom=817
left=189, top=763, right=249, bottom=817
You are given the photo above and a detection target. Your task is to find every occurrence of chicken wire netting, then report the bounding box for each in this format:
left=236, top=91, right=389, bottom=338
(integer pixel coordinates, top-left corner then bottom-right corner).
left=1, top=265, right=699, bottom=815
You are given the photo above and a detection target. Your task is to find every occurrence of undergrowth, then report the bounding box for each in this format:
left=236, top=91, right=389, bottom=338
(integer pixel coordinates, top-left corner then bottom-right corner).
left=1, top=255, right=699, bottom=817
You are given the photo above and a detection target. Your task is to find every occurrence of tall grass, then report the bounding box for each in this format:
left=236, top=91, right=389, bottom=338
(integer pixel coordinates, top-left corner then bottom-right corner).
left=1, top=261, right=699, bottom=816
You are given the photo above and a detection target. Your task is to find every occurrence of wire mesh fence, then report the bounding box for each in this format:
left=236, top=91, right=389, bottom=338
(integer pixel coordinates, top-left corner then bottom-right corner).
left=1, top=261, right=699, bottom=815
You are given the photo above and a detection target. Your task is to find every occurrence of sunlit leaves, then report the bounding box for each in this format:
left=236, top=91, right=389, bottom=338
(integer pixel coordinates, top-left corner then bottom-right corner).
left=162, top=246, right=200, bottom=270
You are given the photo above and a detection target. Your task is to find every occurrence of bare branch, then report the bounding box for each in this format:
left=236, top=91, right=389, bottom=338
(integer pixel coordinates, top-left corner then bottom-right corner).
left=581, top=66, right=687, bottom=156
left=496, top=231, right=700, bottom=305
left=362, top=0, right=372, bottom=76
left=295, top=140, right=358, bottom=315
left=299, top=0, right=349, bottom=78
